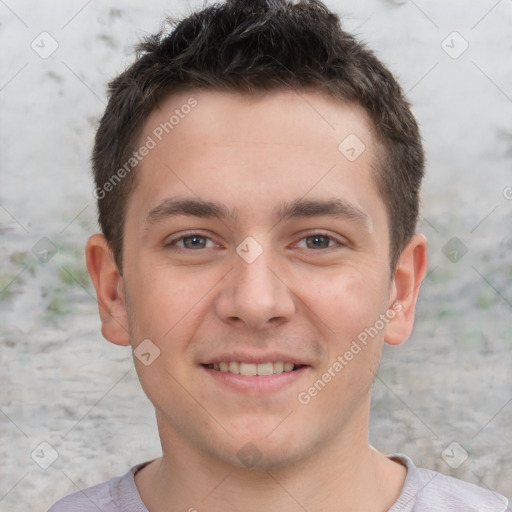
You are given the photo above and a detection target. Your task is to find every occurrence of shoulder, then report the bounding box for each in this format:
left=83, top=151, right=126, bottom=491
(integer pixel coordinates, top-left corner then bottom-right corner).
left=46, top=477, right=117, bottom=512
left=413, top=467, right=509, bottom=511
left=46, top=462, right=150, bottom=512
left=389, top=454, right=509, bottom=512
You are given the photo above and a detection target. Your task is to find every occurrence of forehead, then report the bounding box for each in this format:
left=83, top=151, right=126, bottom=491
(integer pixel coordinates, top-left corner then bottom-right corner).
left=145, top=87, right=377, bottom=151
left=127, top=88, right=386, bottom=232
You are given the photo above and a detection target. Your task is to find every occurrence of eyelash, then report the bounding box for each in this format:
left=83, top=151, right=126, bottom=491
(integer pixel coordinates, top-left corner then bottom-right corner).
left=165, top=231, right=346, bottom=252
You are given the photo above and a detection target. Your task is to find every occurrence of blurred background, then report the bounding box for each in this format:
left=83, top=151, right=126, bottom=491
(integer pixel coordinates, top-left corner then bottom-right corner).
left=0, top=0, right=511, bottom=510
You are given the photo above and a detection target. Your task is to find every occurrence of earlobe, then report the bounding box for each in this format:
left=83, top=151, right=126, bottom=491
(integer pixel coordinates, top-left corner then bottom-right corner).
left=85, top=234, right=131, bottom=346
left=384, top=233, right=428, bottom=346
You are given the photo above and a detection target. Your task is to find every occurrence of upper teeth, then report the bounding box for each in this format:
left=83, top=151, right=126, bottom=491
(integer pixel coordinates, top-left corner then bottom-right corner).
left=209, top=362, right=298, bottom=376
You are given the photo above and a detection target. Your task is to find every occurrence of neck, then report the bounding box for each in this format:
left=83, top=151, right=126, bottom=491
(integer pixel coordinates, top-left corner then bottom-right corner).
left=136, top=405, right=406, bottom=511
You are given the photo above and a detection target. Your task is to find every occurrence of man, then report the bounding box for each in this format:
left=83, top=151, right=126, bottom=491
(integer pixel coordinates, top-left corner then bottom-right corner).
left=48, top=0, right=509, bottom=510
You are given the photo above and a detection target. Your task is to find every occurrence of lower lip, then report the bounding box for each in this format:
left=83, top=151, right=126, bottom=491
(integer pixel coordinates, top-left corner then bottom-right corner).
left=201, top=365, right=310, bottom=394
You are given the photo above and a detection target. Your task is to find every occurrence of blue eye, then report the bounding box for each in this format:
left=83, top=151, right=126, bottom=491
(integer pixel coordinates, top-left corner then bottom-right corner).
left=298, top=234, right=337, bottom=249
left=165, top=231, right=344, bottom=253
left=295, top=232, right=345, bottom=250
left=166, top=234, right=215, bottom=250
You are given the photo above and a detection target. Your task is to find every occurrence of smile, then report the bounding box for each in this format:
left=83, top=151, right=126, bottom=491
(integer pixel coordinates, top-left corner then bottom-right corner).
left=204, top=362, right=305, bottom=376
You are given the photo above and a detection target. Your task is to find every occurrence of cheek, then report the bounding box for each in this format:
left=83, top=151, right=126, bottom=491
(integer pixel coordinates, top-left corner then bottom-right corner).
left=300, top=264, right=389, bottom=340
left=125, top=263, right=212, bottom=339
left=125, top=271, right=201, bottom=414
left=301, top=266, right=389, bottom=397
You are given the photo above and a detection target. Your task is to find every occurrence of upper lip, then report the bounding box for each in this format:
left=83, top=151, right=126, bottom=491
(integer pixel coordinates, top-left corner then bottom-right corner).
left=202, top=352, right=311, bottom=366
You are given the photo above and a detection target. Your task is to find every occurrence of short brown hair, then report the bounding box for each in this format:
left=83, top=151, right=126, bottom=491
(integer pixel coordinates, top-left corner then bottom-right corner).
left=92, top=0, right=424, bottom=273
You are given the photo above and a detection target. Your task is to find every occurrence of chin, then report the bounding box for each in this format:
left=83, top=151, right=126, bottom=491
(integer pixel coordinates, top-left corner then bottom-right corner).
left=222, top=429, right=315, bottom=471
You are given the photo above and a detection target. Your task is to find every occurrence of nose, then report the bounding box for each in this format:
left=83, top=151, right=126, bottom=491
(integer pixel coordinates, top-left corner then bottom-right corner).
left=214, top=242, right=296, bottom=331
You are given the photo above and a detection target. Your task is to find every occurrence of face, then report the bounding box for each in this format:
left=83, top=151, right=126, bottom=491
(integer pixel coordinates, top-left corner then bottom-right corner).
left=100, top=89, right=413, bottom=469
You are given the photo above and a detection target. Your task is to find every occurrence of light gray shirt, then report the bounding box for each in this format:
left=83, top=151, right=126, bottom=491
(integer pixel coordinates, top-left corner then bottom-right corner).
left=47, top=453, right=509, bottom=511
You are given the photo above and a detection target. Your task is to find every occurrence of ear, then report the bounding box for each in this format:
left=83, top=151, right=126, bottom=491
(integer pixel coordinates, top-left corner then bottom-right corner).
left=384, top=233, right=428, bottom=346
left=85, top=233, right=130, bottom=346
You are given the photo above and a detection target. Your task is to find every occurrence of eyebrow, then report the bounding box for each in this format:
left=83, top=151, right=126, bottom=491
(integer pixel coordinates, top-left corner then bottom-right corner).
left=144, top=196, right=370, bottom=229
left=145, top=197, right=238, bottom=225
left=274, top=197, right=369, bottom=227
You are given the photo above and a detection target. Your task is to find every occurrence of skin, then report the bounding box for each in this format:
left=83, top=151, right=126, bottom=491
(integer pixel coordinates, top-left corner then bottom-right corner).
left=86, top=88, right=428, bottom=511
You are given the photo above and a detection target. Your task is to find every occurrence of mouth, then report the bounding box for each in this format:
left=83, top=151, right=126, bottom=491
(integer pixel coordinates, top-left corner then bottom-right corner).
left=203, top=361, right=306, bottom=376
left=201, top=360, right=310, bottom=394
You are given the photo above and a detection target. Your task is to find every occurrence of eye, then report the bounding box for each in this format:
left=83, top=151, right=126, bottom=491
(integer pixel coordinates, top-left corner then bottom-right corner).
left=295, top=232, right=345, bottom=250
left=164, top=231, right=346, bottom=253
left=165, top=233, right=217, bottom=250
